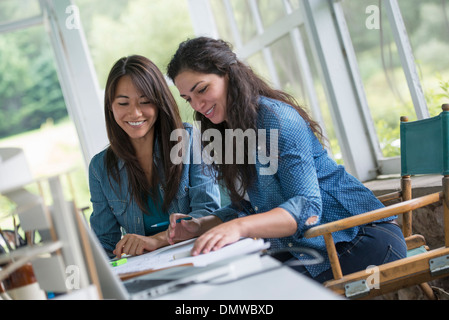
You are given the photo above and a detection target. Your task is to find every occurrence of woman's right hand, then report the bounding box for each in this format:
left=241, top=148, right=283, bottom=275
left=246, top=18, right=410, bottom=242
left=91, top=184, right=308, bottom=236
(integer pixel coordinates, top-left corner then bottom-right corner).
left=166, top=213, right=201, bottom=245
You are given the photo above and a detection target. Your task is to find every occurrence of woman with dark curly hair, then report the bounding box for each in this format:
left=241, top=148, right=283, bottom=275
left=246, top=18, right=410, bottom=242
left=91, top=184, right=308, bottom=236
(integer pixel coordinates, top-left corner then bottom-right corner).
left=165, top=37, right=406, bottom=283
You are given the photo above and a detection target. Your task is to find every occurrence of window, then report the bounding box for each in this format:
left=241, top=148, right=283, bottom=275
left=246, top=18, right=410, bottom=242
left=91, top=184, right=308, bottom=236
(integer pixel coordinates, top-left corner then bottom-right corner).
left=342, top=0, right=449, bottom=161
left=188, top=0, right=442, bottom=182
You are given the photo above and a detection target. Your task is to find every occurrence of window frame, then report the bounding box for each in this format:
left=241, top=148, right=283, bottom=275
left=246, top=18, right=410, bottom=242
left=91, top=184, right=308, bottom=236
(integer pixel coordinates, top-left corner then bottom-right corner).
left=187, top=0, right=429, bottom=182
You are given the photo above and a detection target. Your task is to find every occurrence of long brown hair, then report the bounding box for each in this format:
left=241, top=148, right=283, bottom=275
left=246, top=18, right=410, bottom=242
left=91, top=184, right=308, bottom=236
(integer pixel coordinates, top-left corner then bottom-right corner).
left=104, top=55, right=184, bottom=213
left=167, top=37, right=323, bottom=204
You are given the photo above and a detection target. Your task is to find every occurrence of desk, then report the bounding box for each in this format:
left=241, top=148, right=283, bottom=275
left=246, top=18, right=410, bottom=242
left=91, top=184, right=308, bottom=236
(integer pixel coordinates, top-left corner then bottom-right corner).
left=156, top=255, right=340, bottom=300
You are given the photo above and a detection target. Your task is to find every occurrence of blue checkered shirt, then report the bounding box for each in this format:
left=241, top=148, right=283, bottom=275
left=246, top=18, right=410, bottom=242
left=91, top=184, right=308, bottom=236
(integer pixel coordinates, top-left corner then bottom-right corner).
left=212, top=96, right=390, bottom=277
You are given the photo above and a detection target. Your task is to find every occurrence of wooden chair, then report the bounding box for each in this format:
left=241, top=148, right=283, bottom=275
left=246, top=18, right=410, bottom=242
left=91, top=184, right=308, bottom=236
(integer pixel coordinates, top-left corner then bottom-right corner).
left=304, top=104, right=449, bottom=299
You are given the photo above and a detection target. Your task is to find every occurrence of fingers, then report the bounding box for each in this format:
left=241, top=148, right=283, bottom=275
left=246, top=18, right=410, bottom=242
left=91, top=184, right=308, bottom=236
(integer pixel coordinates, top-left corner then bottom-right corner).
left=113, top=237, right=125, bottom=258
left=167, top=213, right=185, bottom=244
left=191, top=232, right=230, bottom=256
left=191, top=221, right=241, bottom=256
left=167, top=213, right=196, bottom=245
left=169, top=213, right=189, bottom=228
left=113, top=234, right=145, bottom=258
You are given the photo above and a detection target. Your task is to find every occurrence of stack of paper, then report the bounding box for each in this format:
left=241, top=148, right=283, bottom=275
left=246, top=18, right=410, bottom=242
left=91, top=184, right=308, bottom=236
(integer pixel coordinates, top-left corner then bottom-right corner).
left=111, top=238, right=269, bottom=276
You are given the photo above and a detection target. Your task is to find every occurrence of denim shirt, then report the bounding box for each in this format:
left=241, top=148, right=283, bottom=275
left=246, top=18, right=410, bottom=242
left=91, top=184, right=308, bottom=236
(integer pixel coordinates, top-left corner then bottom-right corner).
left=89, top=123, right=221, bottom=254
left=213, top=97, right=390, bottom=277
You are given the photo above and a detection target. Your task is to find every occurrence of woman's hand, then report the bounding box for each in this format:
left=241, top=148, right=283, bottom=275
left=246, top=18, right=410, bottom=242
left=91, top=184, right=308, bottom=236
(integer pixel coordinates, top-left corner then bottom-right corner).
left=191, top=219, right=244, bottom=256
left=191, top=207, right=297, bottom=256
left=166, top=213, right=201, bottom=245
left=113, top=233, right=165, bottom=259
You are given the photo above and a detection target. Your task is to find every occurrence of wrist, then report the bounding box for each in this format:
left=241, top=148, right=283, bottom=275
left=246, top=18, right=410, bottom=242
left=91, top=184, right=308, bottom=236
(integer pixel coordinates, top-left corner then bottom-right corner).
left=197, top=215, right=223, bottom=235
left=234, top=216, right=250, bottom=238
left=151, top=232, right=169, bottom=247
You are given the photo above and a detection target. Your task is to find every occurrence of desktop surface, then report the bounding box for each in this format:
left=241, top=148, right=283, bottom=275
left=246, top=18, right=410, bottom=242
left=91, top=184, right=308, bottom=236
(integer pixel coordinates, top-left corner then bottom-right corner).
left=154, top=255, right=340, bottom=300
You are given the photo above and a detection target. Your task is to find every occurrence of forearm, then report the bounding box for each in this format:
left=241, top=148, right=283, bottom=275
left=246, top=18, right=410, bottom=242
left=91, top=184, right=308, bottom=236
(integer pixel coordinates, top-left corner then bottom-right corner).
left=236, top=207, right=298, bottom=239
left=191, top=207, right=298, bottom=255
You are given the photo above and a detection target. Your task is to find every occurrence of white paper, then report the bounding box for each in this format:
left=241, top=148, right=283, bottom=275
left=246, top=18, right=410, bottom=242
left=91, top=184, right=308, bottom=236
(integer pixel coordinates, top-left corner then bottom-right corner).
left=111, top=238, right=268, bottom=275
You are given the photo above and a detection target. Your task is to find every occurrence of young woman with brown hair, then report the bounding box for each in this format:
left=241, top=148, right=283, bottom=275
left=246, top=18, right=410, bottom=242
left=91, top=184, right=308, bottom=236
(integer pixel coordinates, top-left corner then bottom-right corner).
left=89, top=55, right=221, bottom=258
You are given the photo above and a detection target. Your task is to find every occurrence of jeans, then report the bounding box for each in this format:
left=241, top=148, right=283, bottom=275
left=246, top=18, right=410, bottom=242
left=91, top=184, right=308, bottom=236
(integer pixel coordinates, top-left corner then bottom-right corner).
left=289, top=221, right=407, bottom=283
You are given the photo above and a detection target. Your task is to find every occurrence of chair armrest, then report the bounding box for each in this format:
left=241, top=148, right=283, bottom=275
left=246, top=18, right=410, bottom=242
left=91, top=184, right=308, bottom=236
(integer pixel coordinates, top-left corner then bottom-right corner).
left=304, top=192, right=442, bottom=239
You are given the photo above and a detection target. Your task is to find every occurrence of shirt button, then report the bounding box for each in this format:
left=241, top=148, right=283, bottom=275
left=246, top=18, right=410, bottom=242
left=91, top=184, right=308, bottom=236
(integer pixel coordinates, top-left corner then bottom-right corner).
left=254, top=206, right=258, bottom=212
left=288, top=243, right=293, bottom=248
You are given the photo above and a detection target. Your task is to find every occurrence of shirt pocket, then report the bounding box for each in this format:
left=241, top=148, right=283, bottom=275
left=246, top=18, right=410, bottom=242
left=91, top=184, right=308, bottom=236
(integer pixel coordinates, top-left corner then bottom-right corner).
left=107, top=199, right=128, bottom=217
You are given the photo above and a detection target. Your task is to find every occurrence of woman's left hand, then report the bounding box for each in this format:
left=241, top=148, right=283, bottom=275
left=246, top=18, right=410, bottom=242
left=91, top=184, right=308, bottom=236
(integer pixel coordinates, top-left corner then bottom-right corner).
left=191, top=219, right=244, bottom=256
left=113, top=233, right=162, bottom=259
left=191, top=207, right=298, bottom=256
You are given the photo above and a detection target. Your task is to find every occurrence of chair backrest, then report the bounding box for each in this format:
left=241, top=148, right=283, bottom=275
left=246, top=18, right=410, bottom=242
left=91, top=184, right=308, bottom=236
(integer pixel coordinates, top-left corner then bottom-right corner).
left=400, top=104, right=449, bottom=176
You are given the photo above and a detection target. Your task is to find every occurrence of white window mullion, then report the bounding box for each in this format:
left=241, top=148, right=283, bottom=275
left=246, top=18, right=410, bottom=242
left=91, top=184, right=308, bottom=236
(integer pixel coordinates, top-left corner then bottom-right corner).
left=332, top=1, right=383, bottom=160
left=299, top=0, right=379, bottom=181
left=222, top=0, right=243, bottom=48
left=247, top=0, right=281, bottom=89
left=383, top=0, right=429, bottom=119
left=41, top=0, right=107, bottom=168
left=282, top=0, right=329, bottom=145
left=187, top=0, right=219, bottom=38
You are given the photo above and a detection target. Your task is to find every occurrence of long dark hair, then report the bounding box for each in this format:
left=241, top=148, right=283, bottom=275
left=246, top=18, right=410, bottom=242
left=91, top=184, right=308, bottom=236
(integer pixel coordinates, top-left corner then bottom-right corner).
left=104, top=55, right=184, bottom=213
left=167, top=37, right=323, bottom=204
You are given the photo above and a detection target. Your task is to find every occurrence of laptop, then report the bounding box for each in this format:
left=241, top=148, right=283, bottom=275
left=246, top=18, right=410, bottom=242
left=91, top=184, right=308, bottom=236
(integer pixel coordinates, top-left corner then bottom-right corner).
left=122, top=257, right=241, bottom=299
left=85, top=221, right=262, bottom=299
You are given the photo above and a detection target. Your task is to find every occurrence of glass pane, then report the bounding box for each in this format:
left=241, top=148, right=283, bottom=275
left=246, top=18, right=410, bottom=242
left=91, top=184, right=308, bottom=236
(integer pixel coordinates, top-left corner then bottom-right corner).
left=230, top=0, right=258, bottom=44
left=246, top=51, right=271, bottom=83
left=287, top=0, right=300, bottom=11
left=256, top=0, right=286, bottom=29
left=0, top=25, right=88, bottom=218
left=270, top=35, right=306, bottom=102
left=0, top=0, right=41, bottom=24
left=270, top=34, right=341, bottom=161
left=75, top=0, right=195, bottom=122
left=75, top=0, right=194, bottom=87
left=397, top=0, right=449, bottom=117
left=210, top=0, right=235, bottom=43
left=342, top=0, right=449, bottom=158
left=341, top=0, right=415, bottom=158
left=296, top=25, right=342, bottom=163
left=245, top=33, right=341, bottom=163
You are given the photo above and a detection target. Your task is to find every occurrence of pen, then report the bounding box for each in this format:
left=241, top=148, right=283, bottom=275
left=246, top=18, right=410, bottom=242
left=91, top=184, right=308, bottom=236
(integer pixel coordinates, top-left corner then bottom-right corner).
left=110, top=258, right=128, bottom=267
left=150, top=216, right=192, bottom=228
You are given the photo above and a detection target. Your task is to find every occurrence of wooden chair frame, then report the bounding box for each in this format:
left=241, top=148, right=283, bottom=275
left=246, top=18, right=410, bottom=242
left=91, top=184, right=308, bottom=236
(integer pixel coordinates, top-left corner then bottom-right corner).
left=304, top=104, right=449, bottom=299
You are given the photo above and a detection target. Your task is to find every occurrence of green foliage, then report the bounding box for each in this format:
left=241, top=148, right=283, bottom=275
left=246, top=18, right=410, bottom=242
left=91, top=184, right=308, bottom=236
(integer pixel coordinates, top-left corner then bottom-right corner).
left=373, top=78, right=449, bottom=158
left=0, top=0, right=196, bottom=139
left=1, top=0, right=449, bottom=163
left=77, top=0, right=195, bottom=87
left=0, top=28, right=67, bottom=139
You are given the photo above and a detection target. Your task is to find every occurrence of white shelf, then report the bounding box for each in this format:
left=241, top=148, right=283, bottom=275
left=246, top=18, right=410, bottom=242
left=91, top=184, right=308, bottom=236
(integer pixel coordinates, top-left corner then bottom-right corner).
left=0, top=241, right=63, bottom=282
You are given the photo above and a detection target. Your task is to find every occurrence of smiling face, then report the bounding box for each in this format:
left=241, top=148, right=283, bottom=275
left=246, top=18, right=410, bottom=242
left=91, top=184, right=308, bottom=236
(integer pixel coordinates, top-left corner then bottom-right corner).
left=111, top=75, right=158, bottom=147
left=174, top=71, right=228, bottom=124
